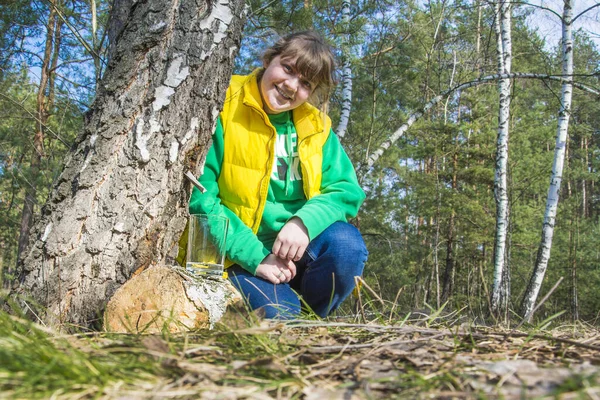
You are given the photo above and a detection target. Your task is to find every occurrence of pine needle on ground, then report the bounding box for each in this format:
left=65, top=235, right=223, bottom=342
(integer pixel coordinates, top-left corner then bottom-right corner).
left=1, top=309, right=598, bottom=399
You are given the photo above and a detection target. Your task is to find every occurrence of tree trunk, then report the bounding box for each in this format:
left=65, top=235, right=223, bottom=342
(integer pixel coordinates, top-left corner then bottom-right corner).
left=441, top=150, right=458, bottom=304
left=521, top=0, right=573, bottom=323
left=569, top=215, right=579, bottom=321
left=581, top=136, right=588, bottom=218
left=430, top=155, right=441, bottom=308
left=475, top=0, right=482, bottom=73
left=107, top=0, right=134, bottom=62
left=490, top=0, right=512, bottom=317
left=440, top=210, right=455, bottom=304
left=501, top=206, right=512, bottom=323
left=336, top=0, right=352, bottom=138
left=15, top=0, right=246, bottom=328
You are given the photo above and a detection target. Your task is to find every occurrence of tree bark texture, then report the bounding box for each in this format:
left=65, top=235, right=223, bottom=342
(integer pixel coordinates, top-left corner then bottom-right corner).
left=106, top=0, right=134, bottom=63
left=335, top=0, right=352, bottom=138
left=521, top=0, right=573, bottom=322
left=16, top=0, right=246, bottom=327
left=491, top=0, right=512, bottom=317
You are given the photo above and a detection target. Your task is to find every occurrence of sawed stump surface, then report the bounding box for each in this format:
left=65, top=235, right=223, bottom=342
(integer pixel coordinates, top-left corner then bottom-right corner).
left=104, top=265, right=243, bottom=333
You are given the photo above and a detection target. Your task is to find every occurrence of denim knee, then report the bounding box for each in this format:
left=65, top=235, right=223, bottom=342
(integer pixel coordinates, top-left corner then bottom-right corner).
left=228, top=265, right=301, bottom=319
left=300, top=222, right=368, bottom=316
left=305, top=221, right=368, bottom=275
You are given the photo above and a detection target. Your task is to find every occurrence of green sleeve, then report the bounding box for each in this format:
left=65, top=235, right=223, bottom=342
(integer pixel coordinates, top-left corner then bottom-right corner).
left=294, top=130, right=366, bottom=240
left=189, top=118, right=270, bottom=275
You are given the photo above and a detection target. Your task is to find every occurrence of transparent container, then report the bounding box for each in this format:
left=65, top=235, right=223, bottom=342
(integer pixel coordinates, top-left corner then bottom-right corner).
left=186, top=214, right=228, bottom=277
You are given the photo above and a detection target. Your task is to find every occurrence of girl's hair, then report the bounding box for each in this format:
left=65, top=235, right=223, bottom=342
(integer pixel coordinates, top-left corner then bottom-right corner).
left=261, top=31, right=337, bottom=110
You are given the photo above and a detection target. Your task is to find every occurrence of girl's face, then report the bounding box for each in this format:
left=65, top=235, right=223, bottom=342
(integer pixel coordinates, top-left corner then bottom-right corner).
left=259, top=56, right=315, bottom=114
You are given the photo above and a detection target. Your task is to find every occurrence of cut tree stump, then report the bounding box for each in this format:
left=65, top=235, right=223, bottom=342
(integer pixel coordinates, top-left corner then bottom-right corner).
left=104, top=265, right=244, bottom=333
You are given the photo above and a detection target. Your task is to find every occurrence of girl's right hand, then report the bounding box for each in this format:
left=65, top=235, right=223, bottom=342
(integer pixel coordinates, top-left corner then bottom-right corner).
left=255, top=254, right=297, bottom=284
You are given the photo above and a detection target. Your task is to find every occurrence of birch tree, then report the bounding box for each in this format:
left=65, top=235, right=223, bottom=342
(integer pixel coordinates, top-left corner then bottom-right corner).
left=521, top=0, right=574, bottom=323
left=335, top=0, right=352, bottom=138
left=490, top=0, right=512, bottom=319
left=15, top=0, right=246, bottom=327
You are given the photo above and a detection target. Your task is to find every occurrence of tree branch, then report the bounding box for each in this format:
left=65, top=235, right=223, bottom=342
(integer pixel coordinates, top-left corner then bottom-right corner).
left=41, top=0, right=106, bottom=68
left=0, top=91, right=72, bottom=148
left=573, top=3, right=600, bottom=23
left=366, top=72, right=600, bottom=169
left=505, top=1, right=562, bottom=19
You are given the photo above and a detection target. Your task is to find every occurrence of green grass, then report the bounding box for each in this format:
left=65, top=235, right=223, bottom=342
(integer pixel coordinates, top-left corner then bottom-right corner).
left=0, top=311, right=164, bottom=398
left=1, top=292, right=598, bottom=399
left=0, top=306, right=309, bottom=398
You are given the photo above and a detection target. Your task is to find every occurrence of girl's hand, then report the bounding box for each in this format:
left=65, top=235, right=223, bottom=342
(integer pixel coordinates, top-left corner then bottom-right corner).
left=272, top=217, right=309, bottom=261
left=255, top=254, right=297, bottom=284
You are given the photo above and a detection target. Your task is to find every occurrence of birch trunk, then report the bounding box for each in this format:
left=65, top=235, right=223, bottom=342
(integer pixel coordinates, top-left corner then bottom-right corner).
left=15, top=0, right=246, bottom=327
left=336, top=0, right=352, bottom=138
left=521, top=0, right=573, bottom=323
left=490, top=0, right=512, bottom=317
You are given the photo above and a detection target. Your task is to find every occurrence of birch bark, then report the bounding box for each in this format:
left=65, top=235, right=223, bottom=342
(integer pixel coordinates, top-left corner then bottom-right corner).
left=490, top=0, right=512, bottom=317
left=336, top=0, right=352, bottom=138
left=521, top=0, right=574, bottom=323
left=16, top=0, right=246, bottom=327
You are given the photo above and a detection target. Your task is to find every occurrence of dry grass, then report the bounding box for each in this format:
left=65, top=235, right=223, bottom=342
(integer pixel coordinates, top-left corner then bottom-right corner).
left=1, top=301, right=599, bottom=399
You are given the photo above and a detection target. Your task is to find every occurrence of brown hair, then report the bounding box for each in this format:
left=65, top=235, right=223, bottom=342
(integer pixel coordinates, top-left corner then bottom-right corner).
left=261, top=31, right=337, bottom=110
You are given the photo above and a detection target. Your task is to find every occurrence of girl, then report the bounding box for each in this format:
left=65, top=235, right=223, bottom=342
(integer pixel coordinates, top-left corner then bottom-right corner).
left=189, top=31, right=367, bottom=318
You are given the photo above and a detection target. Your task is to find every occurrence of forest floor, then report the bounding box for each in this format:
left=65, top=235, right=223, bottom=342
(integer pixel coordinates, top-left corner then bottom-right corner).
left=1, top=308, right=599, bottom=399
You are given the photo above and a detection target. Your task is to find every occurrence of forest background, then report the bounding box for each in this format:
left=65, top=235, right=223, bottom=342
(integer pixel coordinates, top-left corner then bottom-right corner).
left=1, top=0, right=599, bottom=325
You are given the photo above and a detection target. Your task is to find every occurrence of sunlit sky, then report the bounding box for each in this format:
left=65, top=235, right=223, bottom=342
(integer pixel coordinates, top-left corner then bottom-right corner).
left=525, top=0, right=600, bottom=50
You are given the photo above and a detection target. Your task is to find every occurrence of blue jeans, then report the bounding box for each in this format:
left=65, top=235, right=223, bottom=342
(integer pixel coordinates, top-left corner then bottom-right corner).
left=228, top=222, right=368, bottom=319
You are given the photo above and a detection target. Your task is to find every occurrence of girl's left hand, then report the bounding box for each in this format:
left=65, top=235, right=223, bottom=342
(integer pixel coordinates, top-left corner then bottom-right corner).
left=272, top=217, right=309, bottom=261
left=255, top=254, right=296, bottom=284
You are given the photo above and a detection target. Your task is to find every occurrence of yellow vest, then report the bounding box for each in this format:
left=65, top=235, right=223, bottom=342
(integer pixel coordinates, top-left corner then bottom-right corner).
left=177, top=73, right=332, bottom=268
left=218, top=72, right=332, bottom=233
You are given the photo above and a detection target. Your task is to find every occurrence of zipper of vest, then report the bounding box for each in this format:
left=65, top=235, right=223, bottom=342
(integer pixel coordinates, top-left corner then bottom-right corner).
left=285, top=121, right=293, bottom=196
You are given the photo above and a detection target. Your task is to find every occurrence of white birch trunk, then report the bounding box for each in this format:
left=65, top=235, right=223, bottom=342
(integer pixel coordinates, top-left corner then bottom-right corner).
left=335, top=0, right=352, bottom=138
left=521, top=0, right=574, bottom=323
left=491, top=0, right=512, bottom=316
left=15, top=0, right=246, bottom=327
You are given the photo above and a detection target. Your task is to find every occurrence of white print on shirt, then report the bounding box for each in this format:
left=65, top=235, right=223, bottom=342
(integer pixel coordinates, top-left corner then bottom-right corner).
left=271, top=132, right=302, bottom=182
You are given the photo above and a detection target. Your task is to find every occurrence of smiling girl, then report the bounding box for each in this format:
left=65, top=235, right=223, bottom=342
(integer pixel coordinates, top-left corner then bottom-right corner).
left=189, top=31, right=367, bottom=319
